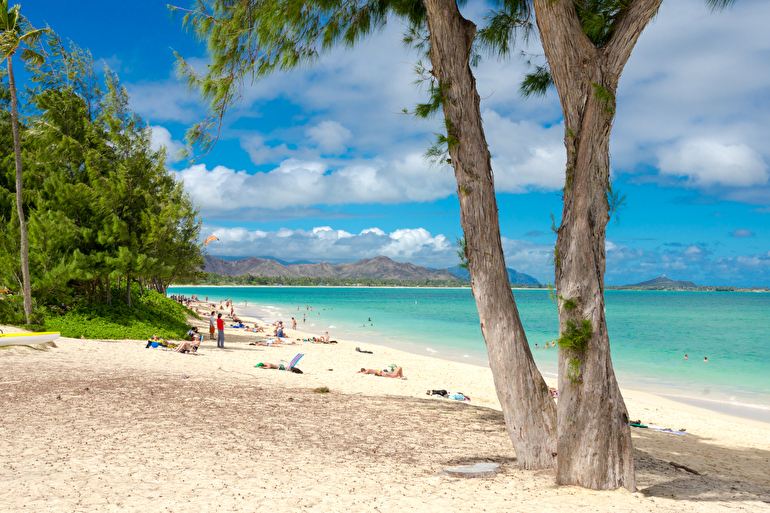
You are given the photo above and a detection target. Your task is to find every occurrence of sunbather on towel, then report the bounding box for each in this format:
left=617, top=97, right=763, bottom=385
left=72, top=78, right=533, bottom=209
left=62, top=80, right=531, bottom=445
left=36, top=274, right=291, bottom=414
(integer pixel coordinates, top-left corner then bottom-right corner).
left=358, top=366, right=404, bottom=378
left=256, top=362, right=303, bottom=373
left=256, top=362, right=285, bottom=369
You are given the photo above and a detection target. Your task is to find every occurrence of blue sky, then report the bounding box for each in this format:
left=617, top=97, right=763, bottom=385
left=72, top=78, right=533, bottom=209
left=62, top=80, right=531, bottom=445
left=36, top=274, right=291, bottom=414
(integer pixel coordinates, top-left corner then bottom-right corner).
left=26, top=0, right=770, bottom=286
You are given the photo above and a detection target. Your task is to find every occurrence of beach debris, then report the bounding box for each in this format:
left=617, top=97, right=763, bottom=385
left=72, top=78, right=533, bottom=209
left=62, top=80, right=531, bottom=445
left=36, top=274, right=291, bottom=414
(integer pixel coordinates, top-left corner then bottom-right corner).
left=443, top=462, right=501, bottom=479
left=669, top=461, right=701, bottom=475
left=313, top=386, right=330, bottom=394
left=427, top=389, right=470, bottom=402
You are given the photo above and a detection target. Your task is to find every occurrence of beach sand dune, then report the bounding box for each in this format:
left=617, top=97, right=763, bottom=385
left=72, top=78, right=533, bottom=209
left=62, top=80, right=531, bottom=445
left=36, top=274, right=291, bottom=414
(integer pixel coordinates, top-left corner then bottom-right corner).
left=1, top=323, right=769, bottom=512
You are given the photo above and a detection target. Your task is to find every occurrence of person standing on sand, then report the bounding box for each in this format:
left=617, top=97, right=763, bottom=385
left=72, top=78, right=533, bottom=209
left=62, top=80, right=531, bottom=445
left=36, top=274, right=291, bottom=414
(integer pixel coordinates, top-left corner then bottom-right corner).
left=216, top=313, right=225, bottom=348
left=292, top=318, right=297, bottom=330
left=209, top=311, right=216, bottom=340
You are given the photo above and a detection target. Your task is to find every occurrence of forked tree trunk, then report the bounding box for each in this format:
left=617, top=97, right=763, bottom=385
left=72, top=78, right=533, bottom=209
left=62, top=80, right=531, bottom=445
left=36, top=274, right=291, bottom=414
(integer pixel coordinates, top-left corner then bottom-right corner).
left=533, top=0, right=664, bottom=490
left=424, top=0, right=557, bottom=469
left=8, top=54, right=33, bottom=325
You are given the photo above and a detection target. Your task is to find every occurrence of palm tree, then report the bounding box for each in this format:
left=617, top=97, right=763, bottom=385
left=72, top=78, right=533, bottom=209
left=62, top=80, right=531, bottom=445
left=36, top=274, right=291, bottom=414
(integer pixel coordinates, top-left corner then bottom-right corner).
left=0, top=1, right=48, bottom=324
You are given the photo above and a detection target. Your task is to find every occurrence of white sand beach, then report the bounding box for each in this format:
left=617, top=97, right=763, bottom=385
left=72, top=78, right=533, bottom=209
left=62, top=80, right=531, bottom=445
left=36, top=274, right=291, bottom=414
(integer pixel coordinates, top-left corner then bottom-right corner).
left=1, top=301, right=769, bottom=512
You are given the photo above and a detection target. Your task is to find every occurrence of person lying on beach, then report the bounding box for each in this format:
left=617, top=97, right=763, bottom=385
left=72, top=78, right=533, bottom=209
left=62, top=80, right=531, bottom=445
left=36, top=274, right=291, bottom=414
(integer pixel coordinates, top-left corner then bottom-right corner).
left=358, top=367, right=404, bottom=378
left=249, top=338, right=295, bottom=346
left=255, top=362, right=303, bottom=373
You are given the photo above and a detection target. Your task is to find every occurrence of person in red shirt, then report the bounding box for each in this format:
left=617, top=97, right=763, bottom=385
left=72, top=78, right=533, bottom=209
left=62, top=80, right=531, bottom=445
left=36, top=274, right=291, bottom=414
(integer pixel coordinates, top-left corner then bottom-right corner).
left=216, top=313, right=225, bottom=348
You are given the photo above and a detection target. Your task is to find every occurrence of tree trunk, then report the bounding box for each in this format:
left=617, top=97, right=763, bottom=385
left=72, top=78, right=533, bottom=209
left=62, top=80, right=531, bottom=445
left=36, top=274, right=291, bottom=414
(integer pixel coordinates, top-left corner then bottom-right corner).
left=424, top=0, right=557, bottom=469
left=106, top=275, right=111, bottom=306
left=126, top=274, right=131, bottom=308
left=533, top=0, right=663, bottom=491
left=8, top=55, right=33, bottom=325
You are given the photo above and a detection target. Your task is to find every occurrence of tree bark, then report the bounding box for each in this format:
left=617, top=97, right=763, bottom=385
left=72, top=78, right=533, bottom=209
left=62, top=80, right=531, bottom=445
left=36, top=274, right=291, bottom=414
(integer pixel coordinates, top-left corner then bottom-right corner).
left=533, top=0, right=663, bottom=491
left=424, top=0, right=557, bottom=469
left=8, top=54, right=33, bottom=325
left=126, top=273, right=132, bottom=308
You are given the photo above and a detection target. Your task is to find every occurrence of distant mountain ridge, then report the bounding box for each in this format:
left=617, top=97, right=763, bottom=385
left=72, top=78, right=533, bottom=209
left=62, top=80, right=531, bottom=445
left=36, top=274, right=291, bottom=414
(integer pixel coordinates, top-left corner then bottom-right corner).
left=203, top=255, right=462, bottom=281
left=446, top=265, right=540, bottom=286
left=626, top=276, right=697, bottom=288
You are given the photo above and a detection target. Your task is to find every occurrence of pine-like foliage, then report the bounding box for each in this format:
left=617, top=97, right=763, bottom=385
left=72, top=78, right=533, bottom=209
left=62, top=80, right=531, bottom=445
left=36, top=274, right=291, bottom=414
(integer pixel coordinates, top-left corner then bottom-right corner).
left=0, top=38, right=203, bottom=323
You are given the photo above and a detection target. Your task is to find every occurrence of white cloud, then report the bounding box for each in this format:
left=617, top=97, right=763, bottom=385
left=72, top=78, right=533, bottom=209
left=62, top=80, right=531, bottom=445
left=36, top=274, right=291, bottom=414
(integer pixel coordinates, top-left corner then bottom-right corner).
left=126, top=77, right=202, bottom=124
left=240, top=134, right=293, bottom=165
left=175, top=155, right=456, bottom=215
left=203, top=223, right=556, bottom=277
left=149, top=125, right=184, bottom=161
left=611, top=0, right=770, bottom=199
left=203, top=225, right=459, bottom=268
left=306, top=121, right=352, bottom=154
left=657, top=139, right=769, bottom=187
left=484, top=110, right=566, bottom=192
left=499, top=237, right=554, bottom=280
left=731, top=228, right=756, bottom=238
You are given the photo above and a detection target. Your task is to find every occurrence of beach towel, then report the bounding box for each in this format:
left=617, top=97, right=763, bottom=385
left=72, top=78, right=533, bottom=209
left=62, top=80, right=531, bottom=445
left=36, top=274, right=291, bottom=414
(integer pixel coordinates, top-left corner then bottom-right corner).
left=648, top=425, right=687, bottom=435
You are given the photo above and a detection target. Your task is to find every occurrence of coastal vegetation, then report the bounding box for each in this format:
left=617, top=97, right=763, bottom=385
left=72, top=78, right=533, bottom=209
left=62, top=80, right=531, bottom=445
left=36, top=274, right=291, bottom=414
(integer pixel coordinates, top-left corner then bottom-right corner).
left=0, top=35, right=203, bottom=328
left=41, top=285, right=196, bottom=340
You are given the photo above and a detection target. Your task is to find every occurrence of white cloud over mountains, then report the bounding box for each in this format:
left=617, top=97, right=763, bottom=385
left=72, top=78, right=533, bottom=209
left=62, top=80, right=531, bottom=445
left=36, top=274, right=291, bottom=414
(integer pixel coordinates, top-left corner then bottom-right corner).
left=203, top=224, right=555, bottom=278
left=204, top=225, right=457, bottom=269
left=605, top=240, right=770, bottom=286
left=203, top=224, right=770, bottom=286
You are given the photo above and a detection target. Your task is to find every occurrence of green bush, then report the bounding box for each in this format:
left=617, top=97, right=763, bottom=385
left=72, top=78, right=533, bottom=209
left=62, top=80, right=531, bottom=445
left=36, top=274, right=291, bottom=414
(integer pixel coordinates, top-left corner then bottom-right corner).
left=42, top=286, right=194, bottom=340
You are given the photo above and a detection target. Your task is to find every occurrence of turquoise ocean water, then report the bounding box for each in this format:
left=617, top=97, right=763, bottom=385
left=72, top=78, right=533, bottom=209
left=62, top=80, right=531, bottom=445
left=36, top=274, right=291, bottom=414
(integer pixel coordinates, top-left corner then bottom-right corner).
left=169, top=286, right=770, bottom=421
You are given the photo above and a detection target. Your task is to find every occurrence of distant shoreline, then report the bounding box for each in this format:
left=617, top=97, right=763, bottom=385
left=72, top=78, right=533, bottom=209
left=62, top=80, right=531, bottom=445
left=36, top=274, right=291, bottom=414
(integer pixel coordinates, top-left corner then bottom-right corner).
left=172, top=283, right=768, bottom=292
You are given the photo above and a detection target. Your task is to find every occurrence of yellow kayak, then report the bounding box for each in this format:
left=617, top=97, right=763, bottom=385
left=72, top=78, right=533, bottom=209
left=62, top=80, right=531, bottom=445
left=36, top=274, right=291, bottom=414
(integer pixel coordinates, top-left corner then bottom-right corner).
left=0, top=332, right=61, bottom=345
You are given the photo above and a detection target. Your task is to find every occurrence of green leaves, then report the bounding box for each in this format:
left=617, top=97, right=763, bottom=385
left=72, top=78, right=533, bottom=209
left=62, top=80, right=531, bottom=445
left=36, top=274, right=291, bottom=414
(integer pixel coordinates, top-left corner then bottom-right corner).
left=455, top=235, right=469, bottom=271
left=43, top=288, right=193, bottom=340
left=477, top=0, right=533, bottom=58
left=574, top=0, right=632, bottom=47
left=558, top=318, right=593, bottom=352
left=520, top=64, right=553, bottom=98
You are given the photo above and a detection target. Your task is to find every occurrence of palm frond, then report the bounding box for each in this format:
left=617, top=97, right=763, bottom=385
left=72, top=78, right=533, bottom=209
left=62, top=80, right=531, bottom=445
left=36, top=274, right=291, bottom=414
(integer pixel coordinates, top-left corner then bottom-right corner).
left=18, top=27, right=49, bottom=46
left=19, top=47, right=45, bottom=66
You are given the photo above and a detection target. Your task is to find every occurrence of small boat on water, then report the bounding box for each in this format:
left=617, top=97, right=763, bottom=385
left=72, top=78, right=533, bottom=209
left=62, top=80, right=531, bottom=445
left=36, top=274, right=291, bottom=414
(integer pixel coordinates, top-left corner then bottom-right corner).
left=0, top=332, right=61, bottom=346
